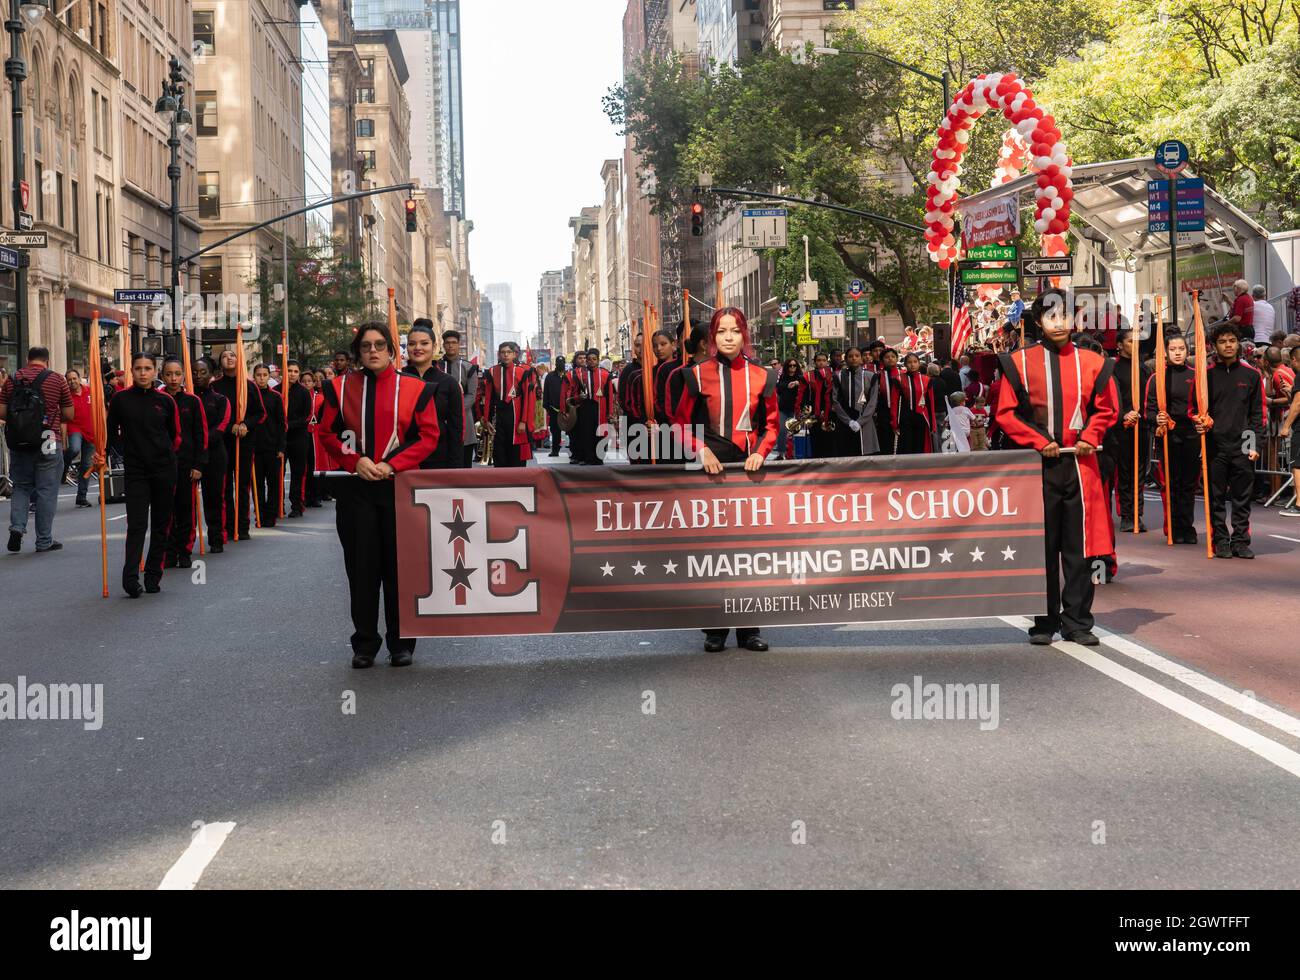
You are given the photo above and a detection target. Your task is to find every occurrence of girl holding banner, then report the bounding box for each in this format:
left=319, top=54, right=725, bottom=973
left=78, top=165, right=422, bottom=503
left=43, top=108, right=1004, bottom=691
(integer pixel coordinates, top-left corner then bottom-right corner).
left=673, top=308, right=779, bottom=653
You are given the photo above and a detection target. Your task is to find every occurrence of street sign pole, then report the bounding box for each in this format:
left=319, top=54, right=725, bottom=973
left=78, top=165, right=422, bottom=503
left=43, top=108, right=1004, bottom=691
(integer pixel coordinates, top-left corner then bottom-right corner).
left=1169, top=172, right=1179, bottom=335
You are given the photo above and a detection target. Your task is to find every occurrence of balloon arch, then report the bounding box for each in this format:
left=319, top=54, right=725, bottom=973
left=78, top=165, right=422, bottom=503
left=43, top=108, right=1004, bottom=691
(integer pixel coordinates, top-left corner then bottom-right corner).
left=923, top=73, right=1073, bottom=297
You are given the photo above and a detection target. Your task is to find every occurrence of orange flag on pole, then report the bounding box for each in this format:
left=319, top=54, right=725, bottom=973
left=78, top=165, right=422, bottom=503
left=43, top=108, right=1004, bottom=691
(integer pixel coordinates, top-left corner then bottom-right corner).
left=88, top=313, right=110, bottom=598
left=179, top=322, right=204, bottom=555
left=389, top=288, right=402, bottom=370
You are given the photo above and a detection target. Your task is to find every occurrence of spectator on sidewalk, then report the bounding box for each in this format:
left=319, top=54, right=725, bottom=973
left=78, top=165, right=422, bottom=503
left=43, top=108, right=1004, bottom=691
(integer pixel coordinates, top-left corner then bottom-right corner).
left=63, top=369, right=97, bottom=507
left=1, top=347, right=74, bottom=553
left=1252, top=285, right=1275, bottom=346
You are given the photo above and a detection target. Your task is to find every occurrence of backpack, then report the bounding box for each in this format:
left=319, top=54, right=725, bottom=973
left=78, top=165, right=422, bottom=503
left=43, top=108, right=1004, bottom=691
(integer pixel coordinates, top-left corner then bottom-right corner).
left=4, top=369, right=53, bottom=452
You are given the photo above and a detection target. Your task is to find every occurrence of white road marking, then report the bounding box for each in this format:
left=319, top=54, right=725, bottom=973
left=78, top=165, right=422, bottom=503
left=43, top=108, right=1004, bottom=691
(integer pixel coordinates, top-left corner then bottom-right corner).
left=1270, top=535, right=1300, bottom=545
left=108, top=514, right=127, bottom=522
left=158, top=822, right=236, bottom=890
left=1002, top=617, right=1300, bottom=780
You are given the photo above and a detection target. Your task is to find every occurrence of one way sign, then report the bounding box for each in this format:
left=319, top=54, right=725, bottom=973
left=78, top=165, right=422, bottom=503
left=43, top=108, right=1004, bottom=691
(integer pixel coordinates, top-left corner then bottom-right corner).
left=1021, top=256, right=1073, bottom=278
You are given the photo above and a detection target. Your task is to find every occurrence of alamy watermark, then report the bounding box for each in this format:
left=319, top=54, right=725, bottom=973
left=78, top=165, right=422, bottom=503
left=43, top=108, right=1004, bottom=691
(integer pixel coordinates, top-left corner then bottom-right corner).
left=0, top=677, right=103, bottom=731
left=891, top=675, right=1000, bottom=731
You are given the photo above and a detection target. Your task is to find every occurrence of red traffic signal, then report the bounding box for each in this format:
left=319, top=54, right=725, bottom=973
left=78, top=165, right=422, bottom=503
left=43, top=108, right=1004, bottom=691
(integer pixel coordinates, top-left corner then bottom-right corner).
left=691, top=202, right=705, bottom=237
left=404, top=198, right=418, bottom=232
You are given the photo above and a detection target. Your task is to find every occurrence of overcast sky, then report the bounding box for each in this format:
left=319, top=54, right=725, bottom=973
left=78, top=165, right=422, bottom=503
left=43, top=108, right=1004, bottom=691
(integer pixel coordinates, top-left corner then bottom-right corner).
left=460, top=1, right=626, bottom=346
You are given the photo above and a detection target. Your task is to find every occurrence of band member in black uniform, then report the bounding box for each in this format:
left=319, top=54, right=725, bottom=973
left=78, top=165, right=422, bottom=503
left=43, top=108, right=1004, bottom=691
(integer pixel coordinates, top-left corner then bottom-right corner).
left=283, top=360, right=313, bottom=519
left=439, top=330, right=480, bottom=468
left=317, top=323, right=441, bottom=668
left=832, top=347, right=880, bottom=457
left=1144, top=332, right=1201, bottom=544
left=160, top=358, right=208, bottom=569
left=212, top=348, right=266, bottom=541
left=897, top=353, right=935, bottom=454
left=475, top=342, right=540, bottom=468
left=403, top=320, right=464, bottom=469
left=875, top=348, right=903, bottom=455
left=1198, top=322, right=1266, bottom=559
left=1104, top=329, right=1153, bottom=532
left=651, top=331, right=677, bottom=426
left=252, top=364, right=286, bottom=528
left=543, top=354, right=567, bottom=457
left=672, top=307, right=778, bottom=653
left=193, top=357, right=231, bottom=552
left=104, top=353, right=180, bottom=598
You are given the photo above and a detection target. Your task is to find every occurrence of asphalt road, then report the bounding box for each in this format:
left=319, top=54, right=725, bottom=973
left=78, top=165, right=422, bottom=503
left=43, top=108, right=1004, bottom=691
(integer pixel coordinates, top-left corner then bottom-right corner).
left=2, top=469, right=1298, bottom=889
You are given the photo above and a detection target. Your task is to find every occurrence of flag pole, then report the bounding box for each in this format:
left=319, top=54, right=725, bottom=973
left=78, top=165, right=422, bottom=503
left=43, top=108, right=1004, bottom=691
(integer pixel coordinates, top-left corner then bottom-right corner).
left=715, top=271, right=724, bottom=311
left=682, top=290, right=691, bottom=368
left=233, top=325, right=248, bottom=541
left=1192, top=292, right=1214, bottom=560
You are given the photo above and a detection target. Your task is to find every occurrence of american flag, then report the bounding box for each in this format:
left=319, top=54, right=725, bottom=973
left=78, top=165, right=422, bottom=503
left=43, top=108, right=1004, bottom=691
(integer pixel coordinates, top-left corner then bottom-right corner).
left=950, top=280, right=972, bottom=360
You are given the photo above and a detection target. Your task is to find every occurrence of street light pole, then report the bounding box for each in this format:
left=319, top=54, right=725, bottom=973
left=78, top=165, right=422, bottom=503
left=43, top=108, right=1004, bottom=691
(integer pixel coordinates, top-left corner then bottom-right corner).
left=6, top=0, right=47, bottom=368
left=155, top=55, right=191, bottom=358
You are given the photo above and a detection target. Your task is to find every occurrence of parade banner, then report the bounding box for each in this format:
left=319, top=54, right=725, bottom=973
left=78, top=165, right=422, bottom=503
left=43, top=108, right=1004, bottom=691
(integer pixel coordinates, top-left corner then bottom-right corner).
left=395, top=453, right=1048, bottom=637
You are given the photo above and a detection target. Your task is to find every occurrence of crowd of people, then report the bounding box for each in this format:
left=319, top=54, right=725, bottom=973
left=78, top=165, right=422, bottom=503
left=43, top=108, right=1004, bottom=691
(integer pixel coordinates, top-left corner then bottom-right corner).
left=0, top=284, right=1292, bottom=667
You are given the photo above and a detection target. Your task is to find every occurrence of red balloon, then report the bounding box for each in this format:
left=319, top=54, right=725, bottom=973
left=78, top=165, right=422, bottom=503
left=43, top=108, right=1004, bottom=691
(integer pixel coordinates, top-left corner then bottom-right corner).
left=1041, top=115, right=1056, bottom=130
left=1036, top=175, right=1051, bottom=189
left=939, top=259, right=951, bottom=270
left=940, top=202, right=954, bottom=213
left=1031, top=142, right=1049, bottom=158
left=1043, top=164, right=1060, bottom=178
left=1058, top=188, right=1074, bottom=203
left=1048, top=219, right=1067, bottom=235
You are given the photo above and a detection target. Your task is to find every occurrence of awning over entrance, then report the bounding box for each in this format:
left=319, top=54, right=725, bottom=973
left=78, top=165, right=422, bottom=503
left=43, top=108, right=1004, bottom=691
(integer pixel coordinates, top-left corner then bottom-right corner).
left=65, top=298, right=129, bottom=327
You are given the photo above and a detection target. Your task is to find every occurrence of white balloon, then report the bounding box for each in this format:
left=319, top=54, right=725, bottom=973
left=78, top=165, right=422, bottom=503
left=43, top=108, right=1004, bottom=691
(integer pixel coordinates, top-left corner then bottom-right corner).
left=1035, top=218, right=1049, bottom=233
left=1050, top=196, right=1064, bottom=212
left=955, top=130, right=970, bottom=144
left=1042, top=207, right=1056, bottom=221
left=1016, top=119, right=1037, bottom=137
left=1052, top=152, right=1068, bottom=168
left=1034, top=156, right=1051, bottom=170
left=1061, top=166, right=1073, bottom=179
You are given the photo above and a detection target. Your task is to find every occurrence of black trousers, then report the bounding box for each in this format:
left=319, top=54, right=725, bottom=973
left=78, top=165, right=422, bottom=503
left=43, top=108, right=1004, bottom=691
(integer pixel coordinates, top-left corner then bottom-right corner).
left=835, top=417, right=864, bottom=458
left=254, top=451, right=280, bottom=527
left=167, top=471, right=198, bottom=561
left=1209, top=440, right=1254, bottom=547
left=285, top=432, right=309, bottom=514
left=124, top=470, right=176, bottom=588
left=223, top=434, right=255, bottom=538
left=335, top=479, right=413, bottom=659
left=812, top=426, right=835, bottom=459
left=1037, top=457, right=1095, bottom=637
left=897, top=413, right=929, bottom=455
left=1159, top=436, right=1201, bottom=538
left=701, top=436, right=762, bottom=645
left=574, top=402, right=600, bottom=464
left=875, top=416, right=896, bottom=456
left=200, top=439, right=227, bottom=546
left=547, top=409, right=563, bottom=455
left=492, top=405, right=526, bottom=468
left=1113, top=425, right=1150, bottom=524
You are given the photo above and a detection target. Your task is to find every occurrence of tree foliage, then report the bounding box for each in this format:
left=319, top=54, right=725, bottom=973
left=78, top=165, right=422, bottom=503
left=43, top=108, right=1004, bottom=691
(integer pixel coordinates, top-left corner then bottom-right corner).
left=248, top=241, right=373, bottom=367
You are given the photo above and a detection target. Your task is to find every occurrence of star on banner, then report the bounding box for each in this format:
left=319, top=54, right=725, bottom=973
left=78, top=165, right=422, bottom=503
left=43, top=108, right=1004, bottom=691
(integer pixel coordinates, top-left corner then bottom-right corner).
left=663, top=560, right=679, bottom=575
left=632, top=562, right=647, bottom=576
left=938, top=549, right=954, bottom=564
left=970, top=547, right=985, bottom=563
left=442, top=557, right=476, bottom=591
left=441, top=514, right=476, bottom=544
left=1002, top=546, right=1017, bottom=562
left=600, top=562, right=615, bottom=578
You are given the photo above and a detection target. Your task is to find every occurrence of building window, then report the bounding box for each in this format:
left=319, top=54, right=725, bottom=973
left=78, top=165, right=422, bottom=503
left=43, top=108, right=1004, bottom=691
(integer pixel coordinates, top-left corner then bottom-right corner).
left=198, top=172, right=220, bottom=219
left=196, top=91, right=218, bottom=136
left=34, top=159, right=44, bottom=221
left=199, top=257, right=222, bottom=299
left=356, top=118, right=374, bottom=138
left=71, top=179, right=80, bottom=253
left=359, top=58, right=374, bottom=77
left=96, top=3, right=107, bottom=55
left=356, top=87, right=374, bottom=104
left=359, top=150, right=376, bottom=173
left=56, top=172, right=64, bottom=227
left=91, top=88, right=100, bottom=150
left=194, top=11, right=215, bottom=55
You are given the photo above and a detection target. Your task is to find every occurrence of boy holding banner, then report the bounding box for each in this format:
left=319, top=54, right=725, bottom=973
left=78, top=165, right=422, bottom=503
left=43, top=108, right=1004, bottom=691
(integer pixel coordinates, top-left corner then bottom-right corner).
left=995, top=289, right=1119, bottom=647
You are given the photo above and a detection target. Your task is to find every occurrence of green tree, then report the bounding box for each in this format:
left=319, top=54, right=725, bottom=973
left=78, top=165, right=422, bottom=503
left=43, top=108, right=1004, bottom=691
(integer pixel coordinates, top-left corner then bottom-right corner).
left=248, top=240, right=373, bottom=366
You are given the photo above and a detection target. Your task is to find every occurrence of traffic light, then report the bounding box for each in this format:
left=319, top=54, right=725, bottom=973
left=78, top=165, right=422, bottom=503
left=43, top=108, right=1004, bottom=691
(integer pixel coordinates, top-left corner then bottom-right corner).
left=404, top=198, right=418, bottom=233
left=691, top=201, right=704, bottom=237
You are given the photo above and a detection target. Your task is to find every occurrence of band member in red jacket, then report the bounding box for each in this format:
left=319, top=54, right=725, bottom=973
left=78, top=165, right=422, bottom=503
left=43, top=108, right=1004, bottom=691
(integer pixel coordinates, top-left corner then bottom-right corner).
left=317, top=322, right=442, bottom=669
left=475, top=342, right=541, bottom=468
left=995, top=289, right=1120, bottom=647
left=805, top=352, right=835, bottom=459
left=874, top=348, right=903, bottom=454
left=561, top=347, right=613, bottom=465
left=897, top=353, right=936, bottom=454
left=672, top=307, right=778, bottom=653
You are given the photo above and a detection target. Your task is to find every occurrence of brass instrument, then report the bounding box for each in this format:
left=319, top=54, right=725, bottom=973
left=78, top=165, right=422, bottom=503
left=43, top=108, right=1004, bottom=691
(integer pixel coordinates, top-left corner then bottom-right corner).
left=786, top=407, right=818, bottom=435
left=821, top=416, right=838, bottom=433
left=558, top=396, right=581, bottom=433
left=476, top=405, right=499, bottom=466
